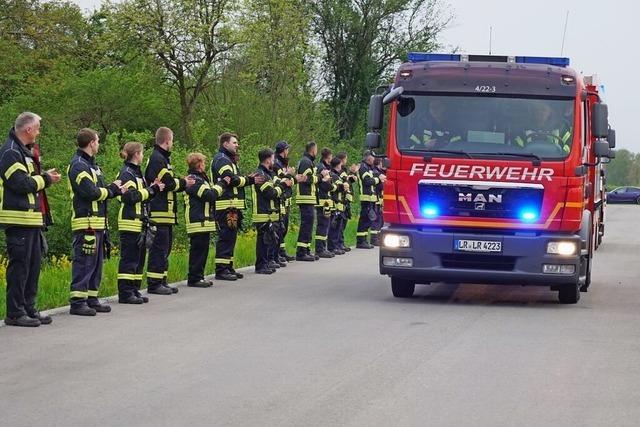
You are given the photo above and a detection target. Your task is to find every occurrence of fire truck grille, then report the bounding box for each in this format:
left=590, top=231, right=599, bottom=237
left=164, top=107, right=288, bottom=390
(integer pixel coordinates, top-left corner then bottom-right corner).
left=440, top=254, right=516, bottom=271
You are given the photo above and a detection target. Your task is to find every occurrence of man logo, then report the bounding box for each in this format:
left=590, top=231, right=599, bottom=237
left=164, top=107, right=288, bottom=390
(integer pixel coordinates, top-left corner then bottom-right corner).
left=458, top=193, right=503, bottom=204
left=475, top=202, right=486, bottom=211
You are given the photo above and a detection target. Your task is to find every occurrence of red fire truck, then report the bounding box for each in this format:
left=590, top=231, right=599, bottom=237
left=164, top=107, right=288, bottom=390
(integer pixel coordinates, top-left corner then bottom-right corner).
left=367, top=53, right=615, bottom=304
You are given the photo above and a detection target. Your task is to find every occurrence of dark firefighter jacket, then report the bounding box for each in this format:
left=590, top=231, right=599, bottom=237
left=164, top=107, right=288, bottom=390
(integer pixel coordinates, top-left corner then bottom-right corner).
left=295, top=152, right=318, bottom=205
left=117, top=162, right=159, bottom=233
left=211, top=147, right=254, bottom=211
left=145, top=144, right=186, bottom=225
left=251, top=164, right=285, bottom=223
left=184, top=169, right=223, bottom=234
left=0, top=128, right=52, bottom=227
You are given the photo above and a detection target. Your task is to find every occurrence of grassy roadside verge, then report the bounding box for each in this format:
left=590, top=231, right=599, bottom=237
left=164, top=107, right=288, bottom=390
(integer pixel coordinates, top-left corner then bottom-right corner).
left=0, top=220, right=359, bottom=318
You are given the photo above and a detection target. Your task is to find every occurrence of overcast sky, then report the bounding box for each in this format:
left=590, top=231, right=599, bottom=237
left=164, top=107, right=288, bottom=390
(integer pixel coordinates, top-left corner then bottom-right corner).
left=73, top=0, right=639, bottom=151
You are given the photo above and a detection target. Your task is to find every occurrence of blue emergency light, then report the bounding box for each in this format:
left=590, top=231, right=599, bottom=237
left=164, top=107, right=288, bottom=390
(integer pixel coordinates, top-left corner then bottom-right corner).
left=407, top=52, right=570, bottom=68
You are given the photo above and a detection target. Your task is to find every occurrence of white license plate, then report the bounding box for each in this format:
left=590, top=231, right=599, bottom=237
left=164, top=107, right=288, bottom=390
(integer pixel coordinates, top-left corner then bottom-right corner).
left=455, top=239, right=502, bottom=253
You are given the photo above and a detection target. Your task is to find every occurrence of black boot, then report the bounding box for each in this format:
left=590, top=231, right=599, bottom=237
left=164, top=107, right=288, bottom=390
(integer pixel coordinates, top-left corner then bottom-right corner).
left=296, top=253, right=316, bottom=261
left=255, top=267, right=274, bottom=274
left=119, top=295, right=144, bottom=304
left=27, top=311, right=52, bottom=325
left=89, top=303, right=112, bottom=313
left=70, top=304, right=97, bottom=316
left=148, top=284, right=173, bottom=295
left=4, top=315, right=40, bottom=327
left=215, top=270, right=238, bottom=281
left=188, top=280, right=213, bottom=288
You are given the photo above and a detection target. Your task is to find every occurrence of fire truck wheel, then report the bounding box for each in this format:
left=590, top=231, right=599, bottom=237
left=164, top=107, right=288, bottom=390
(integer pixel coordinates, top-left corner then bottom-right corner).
left=558, top=283, right=580, bottom=304
left=636, top=196, right=640, bottom=205
left=391, top=277, right=415, bottom=298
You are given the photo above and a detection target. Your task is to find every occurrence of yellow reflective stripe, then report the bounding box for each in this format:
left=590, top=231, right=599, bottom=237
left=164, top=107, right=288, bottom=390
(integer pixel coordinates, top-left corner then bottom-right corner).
left=0, top=210, right=43, bottom=226
left=216, top=199, right=245, bottom=210
left=117, top=219, right=143, bottom=232
left=174, top=178, right=181, bottom=189
left=360, top=195, right=377, bottom=202
left=138, top=188, right=149, bottom=201
left=87, top=290, right=99, bottom=297
left=33, top=175, right=46, bottom=191
left=370, top=230, right=380, bottom=235
left=315, top=235, right=327, bottom=241
left=117, top=273, right=138, bottom=280
left=186, top=221, right=217, bottom=234
left=197, top=185, right=208, bottom=198
left=75, top=171, right=93, bottom=185
left=151, top=217, right=176, bottom=225
left=297, top=242, right=310, bottom=248
left=260, top=181, right=273, bottom=191
left=252, top=213, right=279, bottom=223
left=212, top=184, right=223, bottom=196
left=356, top=232, right=369, bottom=237
left=362, top=171, right=372, bottom=178
left=97, top=187, right=109, bottom=201
left=157, top=168, right=171, bottom=180
left=149, top=211, right=175, bottom=218
left=71, top=217, right=106, bottom=231
left=147, top=272, right=165, bottom=279
left=215, top=258, right=232, bottom=264
left=274, top=187, right=282, bottom=197
left=218, top=165, right=233, bottom=175
left=239, top=176, right=247, bottom=187
left=5, top=162, right=28, bottom=179
left=70, top=291, right=88, bottom=298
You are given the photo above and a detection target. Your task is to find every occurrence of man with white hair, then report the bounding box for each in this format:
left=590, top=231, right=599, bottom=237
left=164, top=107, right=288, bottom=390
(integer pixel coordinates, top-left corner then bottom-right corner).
left=0, top=112, right=61, bottom=327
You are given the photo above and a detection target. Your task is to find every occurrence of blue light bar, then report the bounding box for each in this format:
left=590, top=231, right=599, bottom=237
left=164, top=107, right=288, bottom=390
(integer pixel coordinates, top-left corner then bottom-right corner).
left=515, top=56, right=570, bottom=67
left=421, top=204, right=439, bottom=218
left=408, top=52, right=461, bottom=63
left=407, top=52, right=570, bottom=68
left=519, top=209, right=539, bottom=223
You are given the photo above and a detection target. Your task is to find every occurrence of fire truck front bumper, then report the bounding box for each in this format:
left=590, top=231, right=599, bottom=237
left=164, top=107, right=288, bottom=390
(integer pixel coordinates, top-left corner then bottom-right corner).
left=379, top=226, right=582, bottom=286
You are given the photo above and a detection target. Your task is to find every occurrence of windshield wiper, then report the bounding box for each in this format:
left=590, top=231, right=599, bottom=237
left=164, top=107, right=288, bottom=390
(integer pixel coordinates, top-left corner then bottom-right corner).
left=475, top=152, right=542, bottom=166
left=421, top=150, right=474, bottom=161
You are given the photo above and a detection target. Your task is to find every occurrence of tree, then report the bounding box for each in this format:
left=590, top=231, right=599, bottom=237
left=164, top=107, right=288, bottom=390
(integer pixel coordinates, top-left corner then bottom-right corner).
left=308, top=0, right=451, bottom=140
left=109, top=0, right=237, bottom=145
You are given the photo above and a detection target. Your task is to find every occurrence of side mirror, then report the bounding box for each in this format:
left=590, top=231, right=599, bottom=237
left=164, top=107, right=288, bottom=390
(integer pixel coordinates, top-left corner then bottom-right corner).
left=591, top=103, right=609, bottom=138
left=607, top=128, right=616, bottom=148
left=383, top=86, right=404, bottom=105
left=382, top=157, right=391, bottom=169
left=608, top=149, right=616, bottom=159
left=594, top=140, right=610, bottom=158
left=365, top=132, right=381, bottom=149
left=367, top=95, right=384, bottom=130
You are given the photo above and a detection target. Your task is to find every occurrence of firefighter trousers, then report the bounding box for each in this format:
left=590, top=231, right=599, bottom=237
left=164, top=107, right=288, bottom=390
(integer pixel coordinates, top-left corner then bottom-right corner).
left=370, top=203, right=383, bottom=243
left=278, top=212, right=290, bottom=257
left=4, top=227, right=42, bottom=318
left=296, top=204, right=315, bottom=256
left=118, top=231, right=146, bottom=299
left=328, top=213, right=344, bottom=251
left=215, top=210, right=239, bottom=274
left=357, top=201, right=375, bottom=243
left=255, top=223, right=270, bottom=270
left=70, top=230, right=104, bottom=307
left=315, top=207, right=331, bottom=252
left=188, top=232, right=211, bottom=284
left=147, top=225, right=172, bottom=288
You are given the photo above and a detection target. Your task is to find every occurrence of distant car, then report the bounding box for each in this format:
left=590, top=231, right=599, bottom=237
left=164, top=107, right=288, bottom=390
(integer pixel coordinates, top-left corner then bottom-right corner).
left=607, top=186, right=640, bottom=204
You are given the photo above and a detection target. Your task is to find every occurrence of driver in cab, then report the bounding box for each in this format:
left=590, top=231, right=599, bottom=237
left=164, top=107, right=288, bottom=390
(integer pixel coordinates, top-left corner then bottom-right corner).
left=514, top=102, right=573, bottom=154
left=408, top=98, right=463, bottom=150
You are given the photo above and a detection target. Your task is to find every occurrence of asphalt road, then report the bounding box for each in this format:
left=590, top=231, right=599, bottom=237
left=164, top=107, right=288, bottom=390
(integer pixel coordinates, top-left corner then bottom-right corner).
left=2, top=205, right=640, bottom=426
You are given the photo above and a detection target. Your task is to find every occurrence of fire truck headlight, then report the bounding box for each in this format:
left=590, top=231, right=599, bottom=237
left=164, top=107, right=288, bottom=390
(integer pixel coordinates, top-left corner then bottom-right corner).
left=547, top=241, right=577, bottom=256
left=383, top=234, right=411, bottom=248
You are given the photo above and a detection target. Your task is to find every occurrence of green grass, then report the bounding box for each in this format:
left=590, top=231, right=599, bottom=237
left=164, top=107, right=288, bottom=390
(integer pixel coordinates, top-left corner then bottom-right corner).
left=0, top=220, right=359, bottom=318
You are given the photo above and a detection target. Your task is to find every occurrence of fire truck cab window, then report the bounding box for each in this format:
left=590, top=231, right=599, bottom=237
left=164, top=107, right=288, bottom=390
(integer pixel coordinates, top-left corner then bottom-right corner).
left=397, top=95, right=574, bottom=159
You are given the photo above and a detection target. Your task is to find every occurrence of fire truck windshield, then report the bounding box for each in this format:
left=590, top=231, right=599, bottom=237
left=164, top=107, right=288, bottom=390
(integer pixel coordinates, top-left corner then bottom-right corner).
left=396, top=95, right=574, bottom=159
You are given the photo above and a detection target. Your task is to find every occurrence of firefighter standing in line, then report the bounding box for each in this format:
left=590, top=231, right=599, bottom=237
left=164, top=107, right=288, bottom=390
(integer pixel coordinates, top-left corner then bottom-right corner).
left=327, top=157, right=347, bottom=255
left=145, top=127, right=194, bottom=295
left=273, top=141, right=296, bottom=262
left=211, top=132, right=265, bottom=281
left=67, top=128, right=125, bottom=316
left=1, top=112, right=61, bottom=327
left=117, top=142, right=164, bottom=304
left=314, top=148, right=337, bottom=258
left=252, top=148, right=291, bottom=274
left=184, top=153, right=226, bottom=287
left=294, top=142, right=317, bottom=261
left=369, top=157, right=385, bottom=246
left=356, top=150, right=385, bottom=249
left=335, top=152, right=358, bottom=253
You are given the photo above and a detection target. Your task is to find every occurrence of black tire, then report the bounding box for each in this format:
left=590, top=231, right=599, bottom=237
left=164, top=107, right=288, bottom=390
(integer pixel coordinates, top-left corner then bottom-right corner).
left=558, top=283, right=580, bottom=304
left=391, top=277, right=415, bottom=298
left=636, top=196, right=640, bottom=205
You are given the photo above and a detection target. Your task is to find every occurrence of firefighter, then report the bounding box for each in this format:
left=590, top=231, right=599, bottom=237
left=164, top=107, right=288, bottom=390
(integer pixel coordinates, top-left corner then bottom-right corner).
left=67, top=128, right=125, bottom=316
left=369, top=157, right=386, bottom=246
left=514, top=101, right=572, bottom=154
left=294, top=142, right=316, bottom=261
left=211, top=132, right=264, bottom=281
left=327, top=157, right=347, bottom=255
left=408, top=98, right=462, bottom=149
left=314, top=148, right=337, bottom=258
left=252, top=148, right=291, bottom=274
left=184, top=153, right=225, bottom=287
left=356, top=150, right=385, bottom=249
left=117, top=142, right=164, bottom=304
left=335, top=152, right=358, bottom=252
left=145, top=127, right=194, bottom=295
left=273, top=141, right=296, bottom=262
left=1, top=112, right=61, bottom=327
